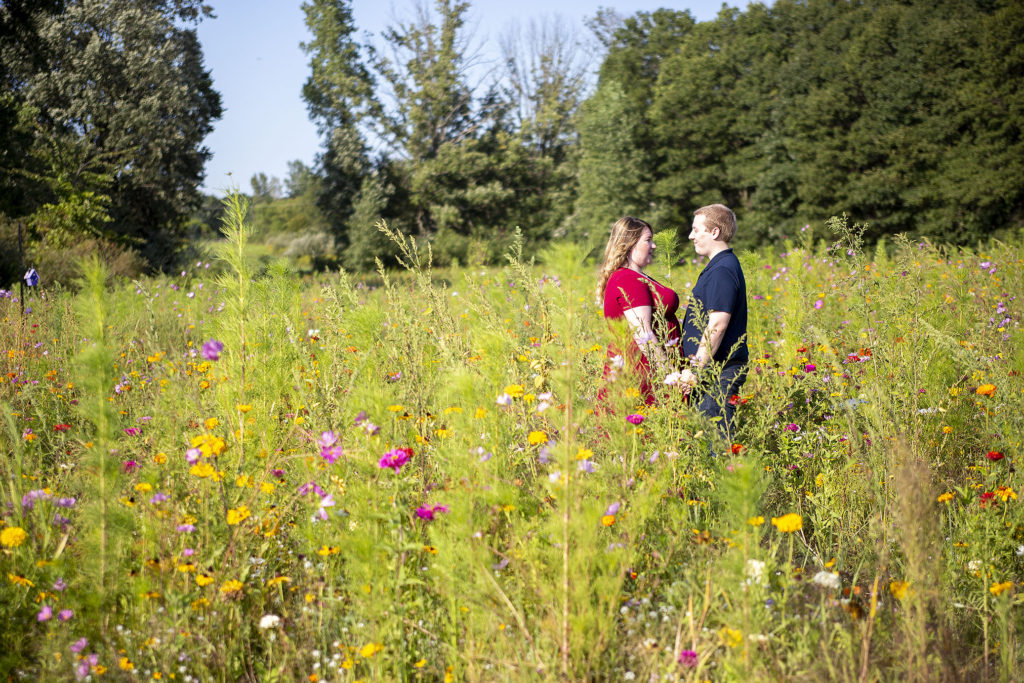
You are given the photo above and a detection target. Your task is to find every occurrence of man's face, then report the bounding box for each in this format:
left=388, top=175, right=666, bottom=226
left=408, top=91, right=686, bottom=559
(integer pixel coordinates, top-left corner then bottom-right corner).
left=689, top=215, right=718, bottom=257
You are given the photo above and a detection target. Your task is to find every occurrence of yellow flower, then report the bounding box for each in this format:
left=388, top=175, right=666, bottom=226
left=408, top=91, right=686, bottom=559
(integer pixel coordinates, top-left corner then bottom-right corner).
left=771, top=513, right=803, bottom=533
left=134, top=482, right=153, bottom=492
left=118, top=657, right=134, bottom=671
left=889, top=580, right=910, bottom=601
left=474, top=407, right=487, bottom=419
left=937, top=492, right=954, bottom=503
left=527, top=431, right=547, bottom=445
left=387, top=404, right=405, bottom=412
left=942, top=425, right=953, bottom=434
left=996, top=486, right=1017, bottom=502
left=260, top=482, right=275, bottom=494
left=747, top=516, right=765, bottom=527
left=317, top=545, right=340, bottom=556
left=814, top=473, right=824, bottom=487
left=190, top=462, right=216, bottom=479
left=236, top=403, right=252, bottom=413
left=434, top=428, right=452, bottom=438
left=266, top=576, right=291, bottom=588
left=1, top=526, right=28, bottom=548
left=601, top=515, right=616, bottom=527
left=7, top=573, right=34, bottom=587
left=204, top=417, right=219, bottom=430
left=719, top=627, right=742, bottom=648
left=195, top=574, right=214, bottom=587
left=154, top=452, right=168, bottom=464
left=358, top=642, right=383, bottom=658
left=575, top=447, right=593, bottom=460
left=976, top=384, right=996, bottom=396
left=990, top=581, right=1013, bottom=597
left=220, top=579, right=243, bottom=594
left=413, top=659, right=427, bottom=668
left=503, top=384, right=524, bottom=398
left=176, top=563, right=196, bottom=573
left=226, top=506, right=250, bottom=525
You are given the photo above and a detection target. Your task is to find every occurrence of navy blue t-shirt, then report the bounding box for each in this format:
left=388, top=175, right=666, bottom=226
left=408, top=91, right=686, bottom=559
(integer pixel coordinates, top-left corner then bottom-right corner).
left=681, top=249, right=748, bottom=365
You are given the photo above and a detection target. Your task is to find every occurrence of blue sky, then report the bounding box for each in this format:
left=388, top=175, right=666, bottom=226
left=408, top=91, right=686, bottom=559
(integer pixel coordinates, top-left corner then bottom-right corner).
left=196, top=1, right=749, bottom=196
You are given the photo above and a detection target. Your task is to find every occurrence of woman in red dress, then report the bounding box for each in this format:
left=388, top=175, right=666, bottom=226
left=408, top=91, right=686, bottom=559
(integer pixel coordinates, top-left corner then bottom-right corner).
left=599, top=216, right=682, bottom=404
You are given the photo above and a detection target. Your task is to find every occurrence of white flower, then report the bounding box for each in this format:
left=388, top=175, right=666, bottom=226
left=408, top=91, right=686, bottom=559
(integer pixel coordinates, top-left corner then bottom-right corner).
left=495, top=393, right=512, bottom=407
left=610, top=354, right=625, bottom=370
left=967, top=559, right=982, bottom=573
left=259, top=614, right=281, bottom=630
left=745, top=559, right=766, bottom=583
left=812, top=571, right=841, bottom=591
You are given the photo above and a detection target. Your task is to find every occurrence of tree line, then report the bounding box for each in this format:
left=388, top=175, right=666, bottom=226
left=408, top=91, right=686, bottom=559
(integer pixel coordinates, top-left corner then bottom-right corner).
left=258, top=0, right=1024, bottom=271
left=3, top=0, right=1022, bottom=282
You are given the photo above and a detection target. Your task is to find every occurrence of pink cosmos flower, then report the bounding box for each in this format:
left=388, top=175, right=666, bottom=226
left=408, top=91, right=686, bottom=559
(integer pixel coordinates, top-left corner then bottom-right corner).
left=379, top=447, right=412, bottom=471
left=58, top=609, right=73, bottom=621
left=626, top=414, right=645, bottom=425
left=814, top=300, right=823, bottom=310
left=37, top=605, right=53, bottom=622
left=415, top=504, right=449, bottom=521
left=201, top=339, right=223, bottom=361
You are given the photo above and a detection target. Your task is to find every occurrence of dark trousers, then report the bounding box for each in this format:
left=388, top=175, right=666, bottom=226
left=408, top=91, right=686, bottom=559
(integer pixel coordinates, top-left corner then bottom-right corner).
left=695, top=362, right=747, bottom=451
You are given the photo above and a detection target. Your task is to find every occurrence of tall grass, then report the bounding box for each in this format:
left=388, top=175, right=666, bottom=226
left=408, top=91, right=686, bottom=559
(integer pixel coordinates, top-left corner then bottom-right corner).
left=0, top=198, right=1021, bottom=680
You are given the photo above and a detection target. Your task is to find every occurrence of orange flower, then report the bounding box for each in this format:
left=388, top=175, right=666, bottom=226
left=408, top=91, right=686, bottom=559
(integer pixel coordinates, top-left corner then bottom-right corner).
left=976, top=384, right=996, bottom=396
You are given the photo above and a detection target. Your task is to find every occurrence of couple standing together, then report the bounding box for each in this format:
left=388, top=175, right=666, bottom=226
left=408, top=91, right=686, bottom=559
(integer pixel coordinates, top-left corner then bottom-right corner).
left=600, top=204, right=748, bottom=449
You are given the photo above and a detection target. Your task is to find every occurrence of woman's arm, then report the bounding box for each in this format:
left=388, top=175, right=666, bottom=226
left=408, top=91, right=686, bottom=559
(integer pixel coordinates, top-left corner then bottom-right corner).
left=622, top=305, right=671, bottom=373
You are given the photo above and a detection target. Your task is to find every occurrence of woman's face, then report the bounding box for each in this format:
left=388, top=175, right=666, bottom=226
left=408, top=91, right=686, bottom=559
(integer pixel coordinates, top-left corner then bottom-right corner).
left=628, top=227, right=655, bottom=269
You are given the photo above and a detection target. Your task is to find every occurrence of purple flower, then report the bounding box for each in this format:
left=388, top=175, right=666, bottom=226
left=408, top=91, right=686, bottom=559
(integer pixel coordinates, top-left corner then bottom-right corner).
left=813, top=299, right=823, bottom=310
left=804, top=364, right=816, bottom=372
left=317, top=431, right=337, bottom=448
left=24, top=268, right=39, bottom=287
left=387, top=371, right=402, bottom=382
left=415, top=504, right=449, bottom=521
left=361, top=421, right=380, bottom=436
left=379, top=448, right=412, bottom=472
left=320, top=445, right=344, bottom=464
left=312, top=493, right=335, bottom=522
left=271, top=468, right=285, bottom=478
left=53, top=578, right=67, bottom=591
left=677, top=649, right=698, bottom=667
left=58, top=609, right=73, bottom=622
left=605, top=501, right=621, bottom=517
left=70, top=637, right=88, bottom=654
left=783, top=423, right=800, bottom=433
left=626, top=413, right=645, bottom=425
left=297, top=481, right=325, bottom=497
left=55, top=497, right=76, bottom=508
left=201, top=339, right=223, bottom=361
left=577, top=460, right=595, bottom=473
left=354, top=411, right=368, bottom=425
left=37, top=605, right=53, bottom=622
left=150, top=492, right=170, bottom=504
left=176, top=524, right=195, bottom=533
left=124, top=427, right=140, bottom=436
left=185, top=447, right=201, bottom=464
left=182, top=547, right=195, bottom=557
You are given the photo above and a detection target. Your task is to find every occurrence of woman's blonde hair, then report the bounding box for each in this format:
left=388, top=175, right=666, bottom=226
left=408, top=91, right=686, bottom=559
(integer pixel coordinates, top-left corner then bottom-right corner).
left=599, top=216, right=652, bottom=294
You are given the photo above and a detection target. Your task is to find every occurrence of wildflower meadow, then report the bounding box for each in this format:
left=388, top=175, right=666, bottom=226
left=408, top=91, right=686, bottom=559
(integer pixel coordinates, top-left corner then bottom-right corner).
left=2, top=199, right=1022, bottom=681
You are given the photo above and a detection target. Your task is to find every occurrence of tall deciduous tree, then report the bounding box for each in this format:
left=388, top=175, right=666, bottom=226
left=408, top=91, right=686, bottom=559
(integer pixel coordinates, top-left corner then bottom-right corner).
left=301, top=0, right=377, bottom=235
left=1, top=0, right=221, bottom=275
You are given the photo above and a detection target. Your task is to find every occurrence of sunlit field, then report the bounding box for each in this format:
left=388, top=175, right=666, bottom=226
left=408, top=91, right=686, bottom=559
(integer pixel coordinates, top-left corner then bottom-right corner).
left=2, top=200, right=1022, bottom=681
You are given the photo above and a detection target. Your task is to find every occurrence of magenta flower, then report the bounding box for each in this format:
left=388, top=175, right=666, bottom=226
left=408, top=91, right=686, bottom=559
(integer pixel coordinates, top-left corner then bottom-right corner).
left=379, top=447, right=412, bottom=472
left=320, top=444, right=344, bottom=464
left=70, top=637, right=88, bottom=654
left=804, top=364, right=816, bottom=372
left=677, top=649, right=698, bottom=667
left=124, top=427, right=140, bottom=436
left=201, top=339, right=223, bottom=361
left=58, top=609, right=73, bottom=622
left=813, top=300, right=823, bottom=310
left=37, top=605, right=53, bottom=622
left=626, top=413, right=645, bottom=425
left=122, top=460, right=139, bottom=473
left=415, top=504, right=449, bottom=521
left=783, top=423, right=800, bottom=433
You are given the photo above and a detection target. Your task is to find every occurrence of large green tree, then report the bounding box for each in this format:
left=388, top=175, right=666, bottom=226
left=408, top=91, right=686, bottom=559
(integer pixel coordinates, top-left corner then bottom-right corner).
left=0, top=0, right=221, bottom=278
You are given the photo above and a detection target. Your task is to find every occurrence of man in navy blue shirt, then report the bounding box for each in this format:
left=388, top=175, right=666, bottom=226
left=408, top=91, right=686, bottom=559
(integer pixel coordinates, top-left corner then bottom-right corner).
left=679, top=204, right=748, bottom=446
